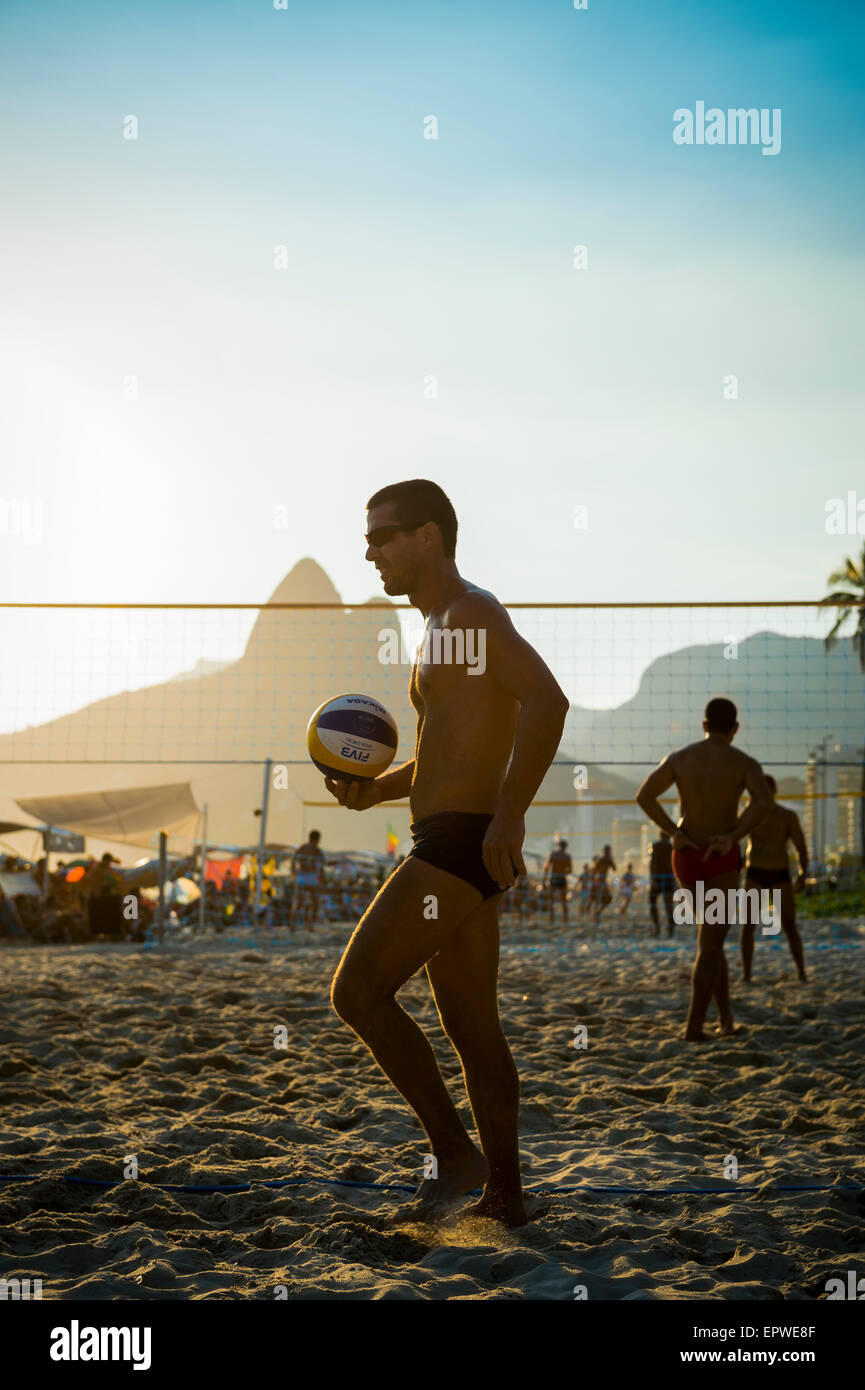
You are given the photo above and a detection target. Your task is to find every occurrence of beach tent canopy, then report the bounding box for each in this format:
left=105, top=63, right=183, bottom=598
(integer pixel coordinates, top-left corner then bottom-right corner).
left=15, top=783, right=200, bottom=850
left=0, top=820, right=41, bottom=836
left=0, top=822, right=85, bottom=853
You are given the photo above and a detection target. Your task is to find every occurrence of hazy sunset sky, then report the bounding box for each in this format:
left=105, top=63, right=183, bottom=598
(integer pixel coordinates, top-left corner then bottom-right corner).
left=1, top=0, right=862, bottom=625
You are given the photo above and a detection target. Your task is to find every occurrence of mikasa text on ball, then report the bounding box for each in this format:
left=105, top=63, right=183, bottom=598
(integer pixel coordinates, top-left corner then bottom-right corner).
left=306, top=693, right=398, bottom=780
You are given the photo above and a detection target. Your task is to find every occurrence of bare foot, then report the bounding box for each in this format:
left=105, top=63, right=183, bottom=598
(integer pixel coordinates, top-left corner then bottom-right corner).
left=463, top=1188, right=529, bottom=1227
left=680, top=1027, right=710, bottom=1042
left=392, top=1147, right=489, bottom=1224
left=715, top=1020, right=743, bottom=1036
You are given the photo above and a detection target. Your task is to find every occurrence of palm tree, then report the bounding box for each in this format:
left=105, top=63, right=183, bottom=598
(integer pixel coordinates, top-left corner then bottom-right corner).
left=821, top=543, right=865, bottom=866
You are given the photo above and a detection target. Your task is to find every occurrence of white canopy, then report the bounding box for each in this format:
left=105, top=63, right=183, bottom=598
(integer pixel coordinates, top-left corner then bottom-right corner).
left=15, top=782, right=200, bottom=850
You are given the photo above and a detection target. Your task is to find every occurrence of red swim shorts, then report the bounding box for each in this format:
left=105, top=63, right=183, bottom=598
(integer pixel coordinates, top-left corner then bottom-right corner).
left=672, top=842, right=742, bottom=890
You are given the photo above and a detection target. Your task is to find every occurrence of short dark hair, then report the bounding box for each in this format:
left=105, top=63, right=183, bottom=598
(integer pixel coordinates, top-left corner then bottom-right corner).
left=309, top=829, right=321, bottom=842
left=366, top=479, right=458, bottom=558
left=705, top=697, right=737, bottom=733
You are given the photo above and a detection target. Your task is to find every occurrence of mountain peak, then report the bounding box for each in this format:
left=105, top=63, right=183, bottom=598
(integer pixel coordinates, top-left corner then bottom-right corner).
left=264, top=559, right=342, bottom=606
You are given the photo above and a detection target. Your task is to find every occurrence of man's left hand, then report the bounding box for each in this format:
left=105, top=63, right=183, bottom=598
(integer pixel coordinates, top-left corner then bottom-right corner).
left=483, top=808, right=526, bottom=891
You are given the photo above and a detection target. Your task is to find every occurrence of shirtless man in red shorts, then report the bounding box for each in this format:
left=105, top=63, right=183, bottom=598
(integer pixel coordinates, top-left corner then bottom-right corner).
left=636, top=697, right=773, bottom=1040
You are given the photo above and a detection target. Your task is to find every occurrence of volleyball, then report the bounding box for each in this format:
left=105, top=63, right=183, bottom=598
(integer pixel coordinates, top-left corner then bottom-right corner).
left=306, top=693, right=398, bottom=780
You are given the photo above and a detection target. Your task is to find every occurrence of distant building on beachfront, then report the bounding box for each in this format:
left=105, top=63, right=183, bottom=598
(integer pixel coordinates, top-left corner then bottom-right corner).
left=805, top=743, right=864, bottom=861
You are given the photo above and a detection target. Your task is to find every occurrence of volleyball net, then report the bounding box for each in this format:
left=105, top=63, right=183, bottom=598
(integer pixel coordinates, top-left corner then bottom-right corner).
left=0, top=601, right=862, bottom=865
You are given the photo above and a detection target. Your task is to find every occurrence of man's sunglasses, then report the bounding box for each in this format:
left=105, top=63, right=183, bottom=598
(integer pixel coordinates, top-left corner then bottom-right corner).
left=365, top=522, right=426, bottom=548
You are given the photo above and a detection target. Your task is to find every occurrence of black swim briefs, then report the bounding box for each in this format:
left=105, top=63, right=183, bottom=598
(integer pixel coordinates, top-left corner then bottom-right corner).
left=550, top=874, right=568, bottom=890
left=407, top=811, right=505, bottom=900
left=746, top=866, right=791, bottom=888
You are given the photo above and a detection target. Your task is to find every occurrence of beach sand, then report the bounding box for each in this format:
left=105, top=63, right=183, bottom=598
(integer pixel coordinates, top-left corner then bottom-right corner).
left=1, top=916, right=863, bottom=1300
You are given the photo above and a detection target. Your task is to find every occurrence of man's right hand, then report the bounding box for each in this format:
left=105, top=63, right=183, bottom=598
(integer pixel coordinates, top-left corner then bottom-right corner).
left=672, top=828, right=699, bottom=852
left=324, top=776, right=382, bottom=811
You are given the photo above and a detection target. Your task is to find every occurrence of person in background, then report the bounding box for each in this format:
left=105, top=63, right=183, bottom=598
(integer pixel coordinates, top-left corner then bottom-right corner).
left=648, top=831, right=676, bottom=937
left=0, top=885, right=27, bottom=938
left=740, top=775, right=809, bottom=983
left=590, top=845, right=616, bottom=922
left=84, top=853, right=124, bottom=941
left=577, top=864, right=592, bottom=919
left=635, top=696, right=772, bottom=1041
left=292, top=829, right=324, bottom=930
left=618, top=863, right=636, bottom=918
left=543, top=838, right=573, bottom=923
left=510, top=871, right=532, bottom=924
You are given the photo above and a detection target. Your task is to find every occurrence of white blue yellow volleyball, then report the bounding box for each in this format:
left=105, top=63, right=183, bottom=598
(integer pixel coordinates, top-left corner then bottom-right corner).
left=306, top=693, right=398, bottom=780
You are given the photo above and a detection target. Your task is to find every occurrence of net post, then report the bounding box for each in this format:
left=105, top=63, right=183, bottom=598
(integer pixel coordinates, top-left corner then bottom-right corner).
left=156, top=831, right=167, bottom=943
left=41, top=825, right=51, bottom=901
left=254, top=758, right=272, bottom=918
left=199, top=803, right=208, bottom=935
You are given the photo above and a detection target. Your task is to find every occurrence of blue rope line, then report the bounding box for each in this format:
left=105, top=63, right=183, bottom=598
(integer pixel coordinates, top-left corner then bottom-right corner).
left=503, top=941, right=862, bottom=952
left=0, top=1173, right=862, bottom=1196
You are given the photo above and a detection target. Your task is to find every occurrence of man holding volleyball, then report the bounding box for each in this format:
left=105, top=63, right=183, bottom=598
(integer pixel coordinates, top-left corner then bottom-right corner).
left=325, top=479, right=569, bottom=1226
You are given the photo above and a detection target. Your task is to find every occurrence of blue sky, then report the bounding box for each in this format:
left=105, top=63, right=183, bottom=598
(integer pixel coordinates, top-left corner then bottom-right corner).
left=0, top=0, right=863, bottom=630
